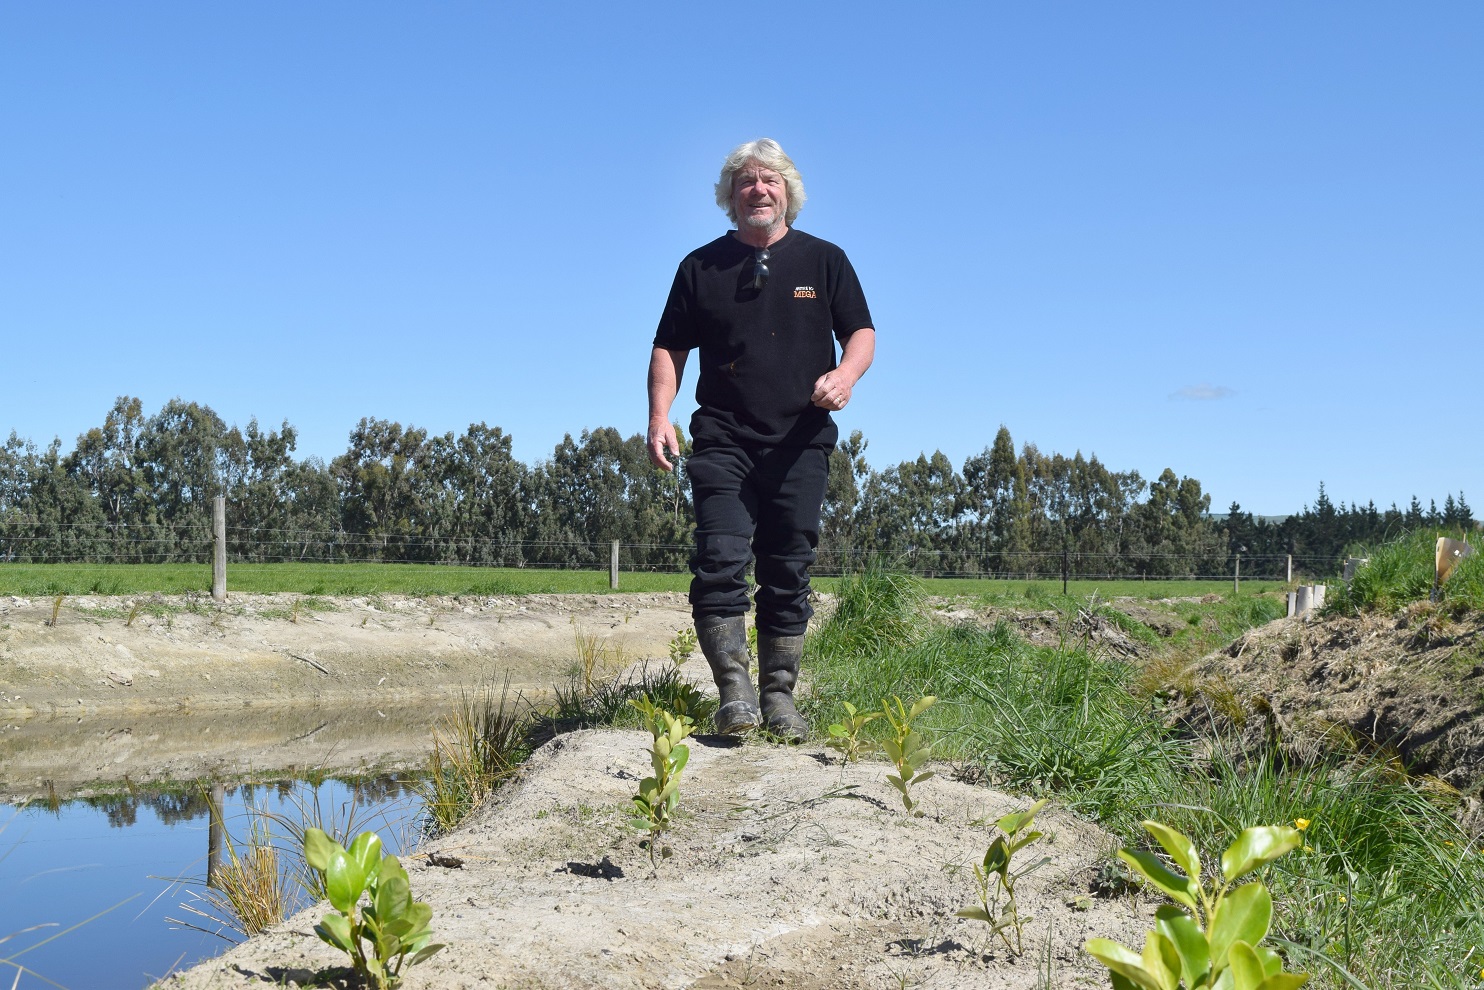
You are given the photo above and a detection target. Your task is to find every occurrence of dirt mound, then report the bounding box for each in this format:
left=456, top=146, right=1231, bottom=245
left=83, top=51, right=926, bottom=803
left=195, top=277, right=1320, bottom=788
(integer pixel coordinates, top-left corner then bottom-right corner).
left=1169, top=605, right=1484, bottom=795
left=156, top=731, right=1151, bottom=990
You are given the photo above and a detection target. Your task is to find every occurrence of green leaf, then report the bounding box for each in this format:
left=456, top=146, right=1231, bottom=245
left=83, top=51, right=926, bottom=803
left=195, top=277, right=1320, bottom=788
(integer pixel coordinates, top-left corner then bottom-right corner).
left=1084, top=938, right=1169, bottom=990
left=1228, top=940, right=1266, bottom=990
left=908, top=695, right=937, bottom=719
left=1221, top=827, right=1303, bottom=882
left=1142, top=931, right=1181, bottom=990
left=1008, top=830, right=1043, bottom=855
left=1155, top=905, right=1210, bottom=988
left=375, top=874, right=412, bottom=922
left=1144, top=820, right=1202, bottom=888
left=408, top=943, right=446, bottom=965
left=303, top=827, right=340, bottom=873
left=997, top=799, right=1049, bottom=836
left=1119, top=849, right=1197, bottom=912
left=956, top=907, right=992, bottom=922
left=326, top=850, right=367, bottom=915
left=315, top=913, right=354, bottom=952
left=1210, top=883, right=1272, bottom=969
left=671, top=743, right=690, bottom=776
left=983, top=837, right=1010, bottom=874
left=347, top=832, right=384, bottom=880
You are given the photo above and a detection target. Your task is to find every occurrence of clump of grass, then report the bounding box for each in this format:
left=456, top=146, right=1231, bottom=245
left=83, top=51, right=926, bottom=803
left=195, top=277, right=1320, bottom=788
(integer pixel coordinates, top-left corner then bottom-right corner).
left=171, top=813, right=289, bottom=940
left=540, top=662, right=716, bottom=738
left=421, top=676, right=532, bottom=835
left=809, top=563, right=926, bottom=668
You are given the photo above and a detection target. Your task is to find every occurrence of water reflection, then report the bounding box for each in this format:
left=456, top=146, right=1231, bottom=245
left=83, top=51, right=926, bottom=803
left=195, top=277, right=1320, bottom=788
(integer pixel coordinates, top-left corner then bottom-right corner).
left=1, top=774, right=425, bottom=990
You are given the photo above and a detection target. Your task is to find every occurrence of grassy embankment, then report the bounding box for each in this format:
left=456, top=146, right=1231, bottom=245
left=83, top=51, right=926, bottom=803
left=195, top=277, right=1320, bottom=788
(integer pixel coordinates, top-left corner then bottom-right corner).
left=0, top=561, right=1282, bottom=599
left=788, top=566, right=1484, bottom=989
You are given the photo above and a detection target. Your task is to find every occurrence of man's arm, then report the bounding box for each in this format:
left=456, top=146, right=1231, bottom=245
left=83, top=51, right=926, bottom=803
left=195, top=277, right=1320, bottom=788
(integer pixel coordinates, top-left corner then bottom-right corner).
left=647, top=345, right=689, bottom=471
left=811, top=328, right=875, bottom=411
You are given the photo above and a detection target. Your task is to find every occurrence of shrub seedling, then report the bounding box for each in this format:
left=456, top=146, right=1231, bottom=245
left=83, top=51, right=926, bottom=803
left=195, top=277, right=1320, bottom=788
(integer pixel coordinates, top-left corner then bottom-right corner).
left=1084, top=820, right=1308, bottom=990
left=303, top=828, right=443, bottom=990
left=825, top=701, right=880, bottom=765
left=956, top=798, right=1050, bottom=955
left=627, top=693, right=695, bottom=868
left=881, top=694, right=937, bottom=816
left=47, top=592, right=64, bottom=627
left=668, top=627, right=698, bottom=667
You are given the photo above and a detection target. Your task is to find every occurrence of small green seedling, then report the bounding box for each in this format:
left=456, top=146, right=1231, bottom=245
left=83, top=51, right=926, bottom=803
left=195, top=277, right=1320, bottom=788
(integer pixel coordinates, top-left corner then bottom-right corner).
left=303, top=828, right=443, bottom=990
left=1084, top=820, right=1308, bottom=990
left=47, top=593, right=64, bottom=627
left=957, top=799, right=1050, bottom=955
left=668, top=627, right=698, bottom=666
left=881, top=695, right=936, bottom=816
left=825, top=701, right=880, bottom=765
left=628, top=694, right=696, bottom=868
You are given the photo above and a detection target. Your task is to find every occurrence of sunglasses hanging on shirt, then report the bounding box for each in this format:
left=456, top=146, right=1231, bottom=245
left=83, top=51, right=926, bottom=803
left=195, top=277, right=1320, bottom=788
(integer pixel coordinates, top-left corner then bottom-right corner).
left=752, top=248, right=770, bottom=290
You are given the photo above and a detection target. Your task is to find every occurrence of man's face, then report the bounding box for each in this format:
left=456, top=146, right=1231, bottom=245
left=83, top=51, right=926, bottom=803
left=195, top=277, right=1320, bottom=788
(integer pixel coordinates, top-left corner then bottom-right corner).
left=731, top=163, right=788, bottom=232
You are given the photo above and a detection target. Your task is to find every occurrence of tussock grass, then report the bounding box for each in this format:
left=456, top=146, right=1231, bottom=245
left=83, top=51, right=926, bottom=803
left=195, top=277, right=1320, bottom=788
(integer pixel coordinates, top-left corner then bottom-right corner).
left=806, top=566, right=1484, bottom=989
left=421, top=677, right=533, bottom=836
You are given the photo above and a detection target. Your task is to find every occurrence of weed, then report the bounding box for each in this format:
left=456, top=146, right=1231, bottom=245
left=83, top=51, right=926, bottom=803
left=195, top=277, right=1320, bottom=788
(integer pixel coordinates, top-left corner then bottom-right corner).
left=825, top=701, right=880, bottom=766
left=956, top=799, right=1050, bottom=955
left=126, top=601, right=143, bottom=627
left=46, top=592, right=63, bottom=627
left=303, top=829, right=443, bottom=989
left=627, top=693, right=695, bottom=868
left=881, top=695, right=937, bottom=816
left=572, top=622, right=625, bottom=696
left=1085, top=820, right=1308, bottom=989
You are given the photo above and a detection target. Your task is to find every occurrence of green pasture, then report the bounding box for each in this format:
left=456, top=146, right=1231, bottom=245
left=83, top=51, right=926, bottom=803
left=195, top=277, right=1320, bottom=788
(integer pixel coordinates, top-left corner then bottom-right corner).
left=0, top=562, right=1286, bottom=600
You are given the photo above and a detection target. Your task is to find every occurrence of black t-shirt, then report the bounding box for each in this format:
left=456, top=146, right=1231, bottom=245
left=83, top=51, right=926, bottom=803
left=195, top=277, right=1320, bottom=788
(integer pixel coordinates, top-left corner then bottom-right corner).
left=654, top=228, right=873, bottom=449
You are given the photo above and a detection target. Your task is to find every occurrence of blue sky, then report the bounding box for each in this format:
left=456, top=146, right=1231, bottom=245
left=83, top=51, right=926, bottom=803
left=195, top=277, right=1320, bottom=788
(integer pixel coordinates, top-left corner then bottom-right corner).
left=2, top=2, right=1479, bottom=515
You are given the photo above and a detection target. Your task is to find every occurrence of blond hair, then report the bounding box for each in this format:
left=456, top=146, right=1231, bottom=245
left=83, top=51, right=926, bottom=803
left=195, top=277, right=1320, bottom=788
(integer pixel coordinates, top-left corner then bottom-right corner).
left=714, top=138, right=807, bottom=227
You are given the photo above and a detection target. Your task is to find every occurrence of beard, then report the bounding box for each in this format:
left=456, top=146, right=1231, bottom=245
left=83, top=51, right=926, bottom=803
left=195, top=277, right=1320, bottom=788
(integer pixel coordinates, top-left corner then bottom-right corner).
left=739, top=206, right=784, bottom=234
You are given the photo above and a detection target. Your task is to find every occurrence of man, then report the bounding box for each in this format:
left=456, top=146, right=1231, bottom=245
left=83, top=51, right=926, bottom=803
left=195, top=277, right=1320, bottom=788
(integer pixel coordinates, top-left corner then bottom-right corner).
left=646, top=138, right=876, bottom=741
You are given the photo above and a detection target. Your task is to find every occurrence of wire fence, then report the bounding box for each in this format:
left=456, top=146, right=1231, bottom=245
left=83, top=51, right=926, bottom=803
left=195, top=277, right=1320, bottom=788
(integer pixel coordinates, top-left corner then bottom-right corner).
left=0, top=520, right=1335, bottom=580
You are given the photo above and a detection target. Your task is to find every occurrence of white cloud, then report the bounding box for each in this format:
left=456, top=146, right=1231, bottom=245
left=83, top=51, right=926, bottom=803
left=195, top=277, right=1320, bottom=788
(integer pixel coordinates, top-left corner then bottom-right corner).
left=1170, top=384, right=1235, bottom=401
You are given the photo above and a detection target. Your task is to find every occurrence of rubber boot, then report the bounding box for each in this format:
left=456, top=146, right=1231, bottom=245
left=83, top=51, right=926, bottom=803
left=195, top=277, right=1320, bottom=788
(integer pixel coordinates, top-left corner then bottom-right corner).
left=757, top=633, right=809, bottom=743
left=695, top=615, right=761, bottom=735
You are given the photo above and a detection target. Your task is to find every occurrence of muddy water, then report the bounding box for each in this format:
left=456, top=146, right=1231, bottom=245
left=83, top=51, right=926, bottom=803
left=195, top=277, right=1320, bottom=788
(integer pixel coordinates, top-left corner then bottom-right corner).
left=0, top=703, right=445, bottom=990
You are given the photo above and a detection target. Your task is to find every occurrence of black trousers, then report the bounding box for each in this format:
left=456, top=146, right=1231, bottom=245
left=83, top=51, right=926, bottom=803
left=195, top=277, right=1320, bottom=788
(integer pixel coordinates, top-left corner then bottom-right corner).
left=687, top=442, right=830, bottom=638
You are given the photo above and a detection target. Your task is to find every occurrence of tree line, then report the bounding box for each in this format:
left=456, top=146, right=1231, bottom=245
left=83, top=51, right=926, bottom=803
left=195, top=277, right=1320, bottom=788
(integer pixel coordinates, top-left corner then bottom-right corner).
left=0, top=397, right=1473, bottom=578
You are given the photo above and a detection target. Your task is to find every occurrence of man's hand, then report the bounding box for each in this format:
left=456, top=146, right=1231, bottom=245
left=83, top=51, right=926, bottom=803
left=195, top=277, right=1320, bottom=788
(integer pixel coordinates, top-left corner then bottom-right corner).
left=810, top=372, right=854, bottom=411
left=647, top=420, right=679, bottom=471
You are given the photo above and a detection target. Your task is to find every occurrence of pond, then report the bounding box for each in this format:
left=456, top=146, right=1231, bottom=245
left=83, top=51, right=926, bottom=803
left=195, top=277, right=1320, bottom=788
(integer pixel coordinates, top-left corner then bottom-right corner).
left=2, top=767, right=428, bottom=988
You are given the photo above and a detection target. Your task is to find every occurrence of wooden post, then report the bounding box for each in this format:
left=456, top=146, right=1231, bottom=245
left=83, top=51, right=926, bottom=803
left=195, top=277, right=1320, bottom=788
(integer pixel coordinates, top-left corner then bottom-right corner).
left=1234, top=553, right=1241, bottom=595
left=1062, top=548, right=1069, bottom=596
left=1286, top=554, right=1292, bottom=584
left=609, top=540, right=620, bottom=590
left=212, top=495, right=226, bottom=602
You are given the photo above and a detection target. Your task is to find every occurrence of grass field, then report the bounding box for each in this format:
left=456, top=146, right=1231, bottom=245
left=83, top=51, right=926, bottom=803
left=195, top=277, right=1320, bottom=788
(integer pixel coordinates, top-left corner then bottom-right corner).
left=0, top=562, right=1287, bottom=600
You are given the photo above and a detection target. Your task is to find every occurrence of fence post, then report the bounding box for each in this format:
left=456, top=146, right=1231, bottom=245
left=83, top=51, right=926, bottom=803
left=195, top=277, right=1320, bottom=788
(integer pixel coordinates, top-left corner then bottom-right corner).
left=1233, top=552, right=1241, bottom=595
left=1286, top=554, right=1292, bottom=584
left=610, top=540, right=620, bottom=590
left=212, top=495, right=226, bottom=602
left=1062, top=548, right=1068, bottom=596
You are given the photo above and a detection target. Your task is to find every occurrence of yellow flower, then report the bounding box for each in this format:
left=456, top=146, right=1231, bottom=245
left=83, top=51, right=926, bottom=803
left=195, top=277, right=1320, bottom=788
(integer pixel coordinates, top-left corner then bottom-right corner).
left=1294, top=818, right=1311, bottom=830
left=1338, top=894, right=1348, bottom=903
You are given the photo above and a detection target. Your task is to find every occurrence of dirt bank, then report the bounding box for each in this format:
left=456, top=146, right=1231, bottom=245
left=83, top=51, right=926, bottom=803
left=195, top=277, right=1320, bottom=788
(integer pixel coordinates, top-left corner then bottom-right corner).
left=1171, top=604, right=1484, bottom=796
left=0, top=592, right=691, bottom=799
left=155, top=730, right=1150, bottom=990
